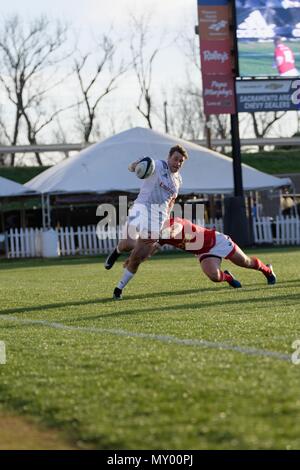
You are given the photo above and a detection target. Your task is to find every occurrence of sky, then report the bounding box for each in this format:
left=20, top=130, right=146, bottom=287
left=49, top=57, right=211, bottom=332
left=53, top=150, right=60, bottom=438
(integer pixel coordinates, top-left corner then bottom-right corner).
left=1, top=0, right=197, bottom=29
left=0, top=0, right=200, bottom=155
left=0, top=0, right=297, bottom=165
left=1, top=0, right=197, bottom=66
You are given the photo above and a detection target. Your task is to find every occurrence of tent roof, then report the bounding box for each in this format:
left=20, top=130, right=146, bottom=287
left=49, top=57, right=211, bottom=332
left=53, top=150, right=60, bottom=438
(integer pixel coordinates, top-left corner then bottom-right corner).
left=0, top=175, right=38, bottom=197
left=25, top=127, right=291, bottom=195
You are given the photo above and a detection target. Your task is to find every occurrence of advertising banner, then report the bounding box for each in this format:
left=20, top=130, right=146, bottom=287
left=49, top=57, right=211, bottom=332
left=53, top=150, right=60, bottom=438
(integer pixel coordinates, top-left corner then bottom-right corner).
left=236, top=78, right=300, bottom=112
left=198, top=5, right=231, bottom=41
left=200, top=39, right=233, bottom=74
left=198, top=0, right=229, bottom=5
left=203, top=74, right=236, bottom=114
left=197, top=0, right=236, bottom=114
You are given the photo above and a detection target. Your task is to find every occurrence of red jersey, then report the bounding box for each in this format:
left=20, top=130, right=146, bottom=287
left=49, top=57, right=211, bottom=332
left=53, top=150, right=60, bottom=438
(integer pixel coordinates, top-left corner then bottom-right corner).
left=158, top=217, right=216, bottom=255
left=275, top=44, right=296, bottom=75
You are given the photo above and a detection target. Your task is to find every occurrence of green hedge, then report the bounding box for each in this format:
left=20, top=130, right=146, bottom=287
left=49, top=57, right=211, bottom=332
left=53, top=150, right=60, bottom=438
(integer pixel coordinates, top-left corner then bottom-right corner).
left=0, top=166, right=50, bottom=184
left=241, top=149, right=300, bottom=174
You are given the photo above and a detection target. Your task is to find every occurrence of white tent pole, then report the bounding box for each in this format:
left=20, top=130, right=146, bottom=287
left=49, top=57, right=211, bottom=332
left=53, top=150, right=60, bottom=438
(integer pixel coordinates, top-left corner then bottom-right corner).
left=41, top=194, right=45, bottom=229
left=47, top=194, right=51, bottom=228
left=41, top=194, right=51, bottom=229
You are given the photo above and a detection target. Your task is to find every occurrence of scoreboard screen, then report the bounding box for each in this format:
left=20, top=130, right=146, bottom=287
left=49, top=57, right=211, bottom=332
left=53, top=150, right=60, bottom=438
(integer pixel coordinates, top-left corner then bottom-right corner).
left=235, top=0, right=300, bottom=77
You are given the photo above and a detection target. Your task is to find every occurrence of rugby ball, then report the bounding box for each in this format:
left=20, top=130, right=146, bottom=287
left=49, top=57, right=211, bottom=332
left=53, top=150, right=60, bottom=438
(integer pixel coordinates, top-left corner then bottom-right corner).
left=135, top=157, right=155, bottom=179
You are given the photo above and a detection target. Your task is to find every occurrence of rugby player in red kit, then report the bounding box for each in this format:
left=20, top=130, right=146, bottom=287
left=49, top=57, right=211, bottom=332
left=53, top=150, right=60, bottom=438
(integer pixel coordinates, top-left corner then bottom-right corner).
left=157, top=217, right=276, bottom=289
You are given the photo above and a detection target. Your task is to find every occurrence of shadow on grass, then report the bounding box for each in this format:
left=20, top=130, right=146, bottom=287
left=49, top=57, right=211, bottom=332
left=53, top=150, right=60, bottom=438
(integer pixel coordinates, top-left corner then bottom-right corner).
left=0, top=287, right=210, bottom=316
left=275, top=278, right=300, bottom=285
left=0, top=256, right=107, bottom=270
left=2, top=286, right=300, bottom=320
left=68, top=291, right=300, bottom=322
left=5, top=283, right=262, bottom=316
left=1, top=245, right=299, bottom=270
left=0, top=251, right=190, bottom=270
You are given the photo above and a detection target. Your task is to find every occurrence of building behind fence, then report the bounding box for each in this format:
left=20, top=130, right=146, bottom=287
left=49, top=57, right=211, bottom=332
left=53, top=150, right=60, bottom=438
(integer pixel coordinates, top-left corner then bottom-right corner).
left=4, top=216, right=300, bottom=259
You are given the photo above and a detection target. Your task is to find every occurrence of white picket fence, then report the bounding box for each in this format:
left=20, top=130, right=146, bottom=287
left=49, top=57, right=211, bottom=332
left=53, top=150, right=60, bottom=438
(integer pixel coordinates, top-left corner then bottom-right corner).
left=252, top=217, right=274, bottom=244
left=274, top=215, right=300, bottom=245
left=5, top=228, right=43, bottom=258
left=5, top=217, right=299, bottom=258
left=253, top=216, right=300, bottom=245
left=58, top=226, right=120, bottom=256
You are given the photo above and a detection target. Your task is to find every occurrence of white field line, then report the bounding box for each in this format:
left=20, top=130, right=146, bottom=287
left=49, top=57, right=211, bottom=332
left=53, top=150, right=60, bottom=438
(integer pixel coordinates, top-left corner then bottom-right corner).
left=0, top=315, right=291, bottom=363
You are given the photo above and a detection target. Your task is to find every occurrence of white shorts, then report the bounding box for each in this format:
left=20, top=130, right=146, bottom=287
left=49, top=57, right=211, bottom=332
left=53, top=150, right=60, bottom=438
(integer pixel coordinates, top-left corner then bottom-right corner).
left=198, top=232, right=236, bottom=262
left=122, top=203, right=167, bottom=240
left=280, top=68, right=299, bottom=77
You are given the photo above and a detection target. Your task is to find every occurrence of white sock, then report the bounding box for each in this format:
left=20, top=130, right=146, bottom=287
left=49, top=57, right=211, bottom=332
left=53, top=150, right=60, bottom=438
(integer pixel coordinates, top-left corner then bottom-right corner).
left=117, top=269, right=134, bottom=290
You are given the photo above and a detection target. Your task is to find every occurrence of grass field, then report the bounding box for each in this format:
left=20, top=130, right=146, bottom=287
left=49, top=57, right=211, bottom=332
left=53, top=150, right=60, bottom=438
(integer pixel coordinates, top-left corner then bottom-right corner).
left=1, top=248, right=300, bottom=450
left=238, top=41, right=300, bottom=77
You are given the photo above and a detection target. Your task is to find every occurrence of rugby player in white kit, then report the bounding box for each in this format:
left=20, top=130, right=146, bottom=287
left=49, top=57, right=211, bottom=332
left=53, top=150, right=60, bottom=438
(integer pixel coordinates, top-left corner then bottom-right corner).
left=104, top=144, right=188, bottom=299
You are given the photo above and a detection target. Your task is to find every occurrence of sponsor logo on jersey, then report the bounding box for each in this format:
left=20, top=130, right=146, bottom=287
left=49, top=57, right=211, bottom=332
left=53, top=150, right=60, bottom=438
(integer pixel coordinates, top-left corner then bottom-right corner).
left=159, top=181, right=176, bottom=195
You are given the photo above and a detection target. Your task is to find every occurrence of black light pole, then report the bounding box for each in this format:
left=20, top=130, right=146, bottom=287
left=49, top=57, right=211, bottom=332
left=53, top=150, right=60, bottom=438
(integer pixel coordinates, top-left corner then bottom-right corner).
left=230, top=114, right=243, bottom=197
left=231, top=0, right=243, bottom=198
left=223, top=0, right=252, bottom=247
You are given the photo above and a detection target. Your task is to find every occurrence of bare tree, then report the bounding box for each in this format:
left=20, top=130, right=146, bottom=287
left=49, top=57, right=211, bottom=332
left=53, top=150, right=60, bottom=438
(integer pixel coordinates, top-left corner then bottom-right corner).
left=211, top=114, right=231, bottom=141
left=176, top=21, right=201, bottom=74
left=0, top=15, right=73, bottom=166
left=51, top=115, right=73, bottom=161
left=247, top=111, right=287, bottom=151
left=0, top=106, right=9, bottom=165
left=129, top=13, right=163, bottom=129
left=74, top=33, right=127, bottom=143
left=161, top=81, right=205, bottom=140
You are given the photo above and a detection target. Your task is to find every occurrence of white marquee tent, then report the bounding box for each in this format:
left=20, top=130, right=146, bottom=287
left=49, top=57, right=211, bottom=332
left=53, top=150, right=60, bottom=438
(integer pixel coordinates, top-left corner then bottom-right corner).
left=0, top=175, right=38, bottom=197
left=25, top=127, right=291, bottom=195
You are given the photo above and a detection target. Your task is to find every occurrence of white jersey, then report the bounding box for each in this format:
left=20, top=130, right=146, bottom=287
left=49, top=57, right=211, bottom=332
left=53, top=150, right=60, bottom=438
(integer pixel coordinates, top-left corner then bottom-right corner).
left=135, top=159, right=182, bottom=219
left=126, top=159, right=182, bottom=238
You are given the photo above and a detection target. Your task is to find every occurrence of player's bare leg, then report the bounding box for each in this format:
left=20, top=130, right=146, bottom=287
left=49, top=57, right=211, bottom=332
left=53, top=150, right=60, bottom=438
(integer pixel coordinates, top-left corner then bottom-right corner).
left=200, top=256, right=242, bottom=288
left=228, top=245, right=276, bottom=285
left=113, top=237, right=156, bottom=300
left=105, top=224, right=137, bottom=270
left=126, top=238, right=155, bottom=273
left=118, top=221, right=140, bottom=252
